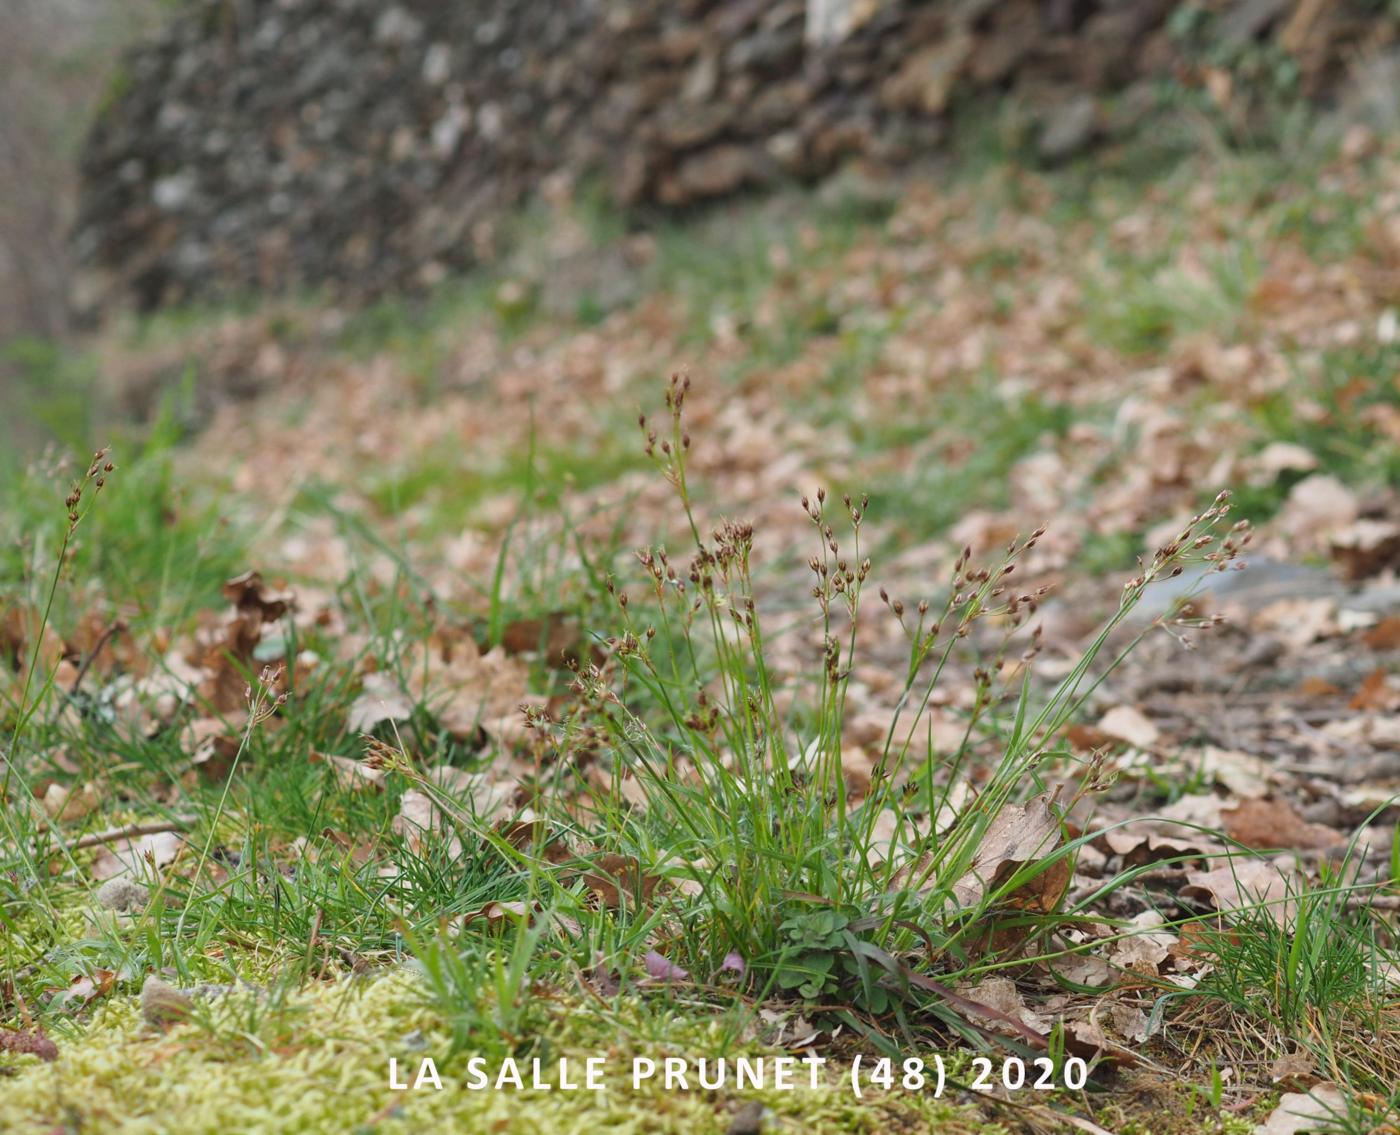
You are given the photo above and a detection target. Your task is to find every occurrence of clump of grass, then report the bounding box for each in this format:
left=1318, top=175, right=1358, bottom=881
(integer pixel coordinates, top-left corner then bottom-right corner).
left=1235, top=340, right=1400, bottom=522
left=518, top=375, right=1249, bottom=1045
left=0, top=446, right=118, bottom=951
left=4, top=446, right=114, bottom=773
left=862, top=377, right=1074, bottom=545
left=1176, top=841, right=1400, bottom=1095
left=1082, top=243, right=1260, bottom=357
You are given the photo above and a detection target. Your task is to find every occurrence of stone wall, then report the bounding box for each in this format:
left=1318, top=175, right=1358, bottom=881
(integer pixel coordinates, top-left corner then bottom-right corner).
left=72, top=0, right=1397, bottom=313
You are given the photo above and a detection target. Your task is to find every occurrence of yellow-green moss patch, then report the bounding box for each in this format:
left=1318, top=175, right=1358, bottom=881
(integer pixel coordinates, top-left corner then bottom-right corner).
left=1, top=968, right=1006, bottom=1134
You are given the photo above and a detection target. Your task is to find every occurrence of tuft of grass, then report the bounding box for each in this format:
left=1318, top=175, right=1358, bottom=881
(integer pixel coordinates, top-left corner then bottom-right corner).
left=1083, top=243, right=1260, bottom=357
left=1234, top=340, right=1400, bottom=521
left=506, top=376, right=1251, bottom=1049
left=1177, top=842, right=1400, bottom=1094
left=0, top=415, right=250, bottom=639
left=863, top=378, right=1075, bottom=546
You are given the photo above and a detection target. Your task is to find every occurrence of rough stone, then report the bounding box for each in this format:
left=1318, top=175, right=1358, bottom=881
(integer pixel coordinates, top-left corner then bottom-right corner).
left=71, top=0, right=1399, bottom=314
left=1037, top=94, right=1098, bottom=163
left=95, top=877, right=150, bottom=913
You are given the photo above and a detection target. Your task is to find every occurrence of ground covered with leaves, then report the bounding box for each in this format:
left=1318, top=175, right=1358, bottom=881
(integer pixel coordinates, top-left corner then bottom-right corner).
left=3, top=128, right=1400, bottom=1134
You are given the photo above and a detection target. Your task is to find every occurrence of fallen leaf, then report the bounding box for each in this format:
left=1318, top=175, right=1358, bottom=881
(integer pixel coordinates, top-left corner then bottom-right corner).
left=581, top=854, right=661, bottom=910
left=497, top=819, right=572, bottom=864
left=460, top=899, right=581, bottom=938
left=1097, top=828, right=1213, bottom=869
left=310, top=750, right=385, bottom=792
left=429, top=765, right=519, bottom=821
left=1253, top=1084, right=1347, bottom=1135
left=497, top=611, right=587, bottom=668
left=1328, top=519, right=1400, bottom=581
left=1182, top=859, right=1294, bottom=924
left=1362, top=616, right=1400, bottom=650
left=91, top=830, right=185, bottom=882
left=840, top=742, right=874, bottom=797
left=53, top=969, right=115, bottom=1011
left=1268, top=1051, right=1318, bottom=1085
left=1108, top=911, right=1178, bottom=974
left=1244, top=442, right=1318, bottom=485
left=1296, top=675, right=1343, bottom=699
left=955, top=977, right=1050, bottom=1036
left=390, top=788, right=466, bottom=858
left=1254, top=597, right=1338, bottom=649
left=587, top=956, right=622, bottom=997
left=1322, top=713, right=1400, bottom=746
left=1198, top=746, right=1274, bottom=798
left=642, top=950, right=690, bottom=982
left=1107, top=1002, right=1153, bottom=1043
left=411, top=636, right=531, bottom=742
left=1350, top=667, right=1400, bottom=712
left=950, top=795, right=1067, bottom=912
left=1222, top=797, right=1344, bottom=851
left=187, top=718, right=241, bottom=781
left=1096, top=706, right=1160, bottom=750
left=1052, top=953, right=1116, bottom=988
left=1276, top=475, right=1359, bottom=554
left=1064, top=723, right=1116, bottom=753
left=755, top=1007, right=821, bottom=1049
left=189, top=596, right=288, bottom=714
left=42, top=781, right=101, bottom=822
left=222, top=570, right=295, bottom=621
left=462, top=900, right=536, bottom=928
left=347, top=671, right=416, bottom=733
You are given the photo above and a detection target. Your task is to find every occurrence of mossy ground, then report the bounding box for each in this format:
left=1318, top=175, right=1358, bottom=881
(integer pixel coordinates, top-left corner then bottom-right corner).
left=0, top=969, right=1009, bottom=1135
left=4, top=120, right=1400, bottom=1135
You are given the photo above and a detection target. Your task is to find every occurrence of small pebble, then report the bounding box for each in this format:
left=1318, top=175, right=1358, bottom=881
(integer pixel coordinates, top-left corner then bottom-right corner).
left=140, top=974, right=194, bottom=1027
left=726, top=1101, right=768, bottom=1135
left=96, top=877, right=150, bottom=913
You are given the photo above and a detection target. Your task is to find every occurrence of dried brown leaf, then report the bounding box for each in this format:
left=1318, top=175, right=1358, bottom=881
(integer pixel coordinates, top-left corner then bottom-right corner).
left=1253, top=1084, right=1347, bottom=1135
left=951, top=795, right=1069, bottom=920
left=222, top=570, right=295, bottom=621
left=91, top=830, right=185, bottom=882
left=1222, top=797, right=1344, bottom=852
left=581, top=853, right=661, bottom=910
left=310, top=750, right=386, bottom=793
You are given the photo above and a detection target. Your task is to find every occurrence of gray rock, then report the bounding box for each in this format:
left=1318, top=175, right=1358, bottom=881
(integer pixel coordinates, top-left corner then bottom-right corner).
left=1126, top=557, right=1343, bottom=625
left=151, top=172, right=196, bottom=211
left=1218, top=0, right=1293, bottom=47
left=96, top=877, right=150, bottom=913
left=422, top=43, right=452, bottom=86
left=673, top=144, right=757, bottom=199
left=1339, top=581, right=1400, bottom=616
left=140, top=974, right=194, bottom=1027
left=374, top=8, right=423, bottom=46
left=1037, top=95, right=1097, bottom=163
left=1337, top=47, right=1400, bottom=135
left=69, top=0, right=1390, bottom=314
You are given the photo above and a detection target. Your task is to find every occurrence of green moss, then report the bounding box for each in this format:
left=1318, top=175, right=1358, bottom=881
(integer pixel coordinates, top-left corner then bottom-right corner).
left=0, top=969, right=1001, bottom=1134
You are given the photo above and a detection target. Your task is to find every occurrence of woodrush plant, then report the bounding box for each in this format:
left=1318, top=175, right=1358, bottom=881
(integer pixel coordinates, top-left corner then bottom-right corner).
left=3, top=447, right=114, bottom=774
left=1, top=448, right=115, bottom=925
left=530, top=374, right=1250, bottom=1034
